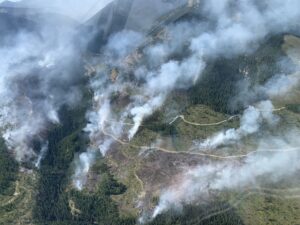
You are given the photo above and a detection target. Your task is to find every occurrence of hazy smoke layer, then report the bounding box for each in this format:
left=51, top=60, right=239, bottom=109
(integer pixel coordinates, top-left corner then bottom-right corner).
left=0, top=0, right=113, bottom=21
left=0, top=10, right=83, bottom=162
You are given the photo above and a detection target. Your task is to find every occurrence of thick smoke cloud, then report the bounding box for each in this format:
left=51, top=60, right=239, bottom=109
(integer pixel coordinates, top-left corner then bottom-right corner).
left=75, top=0, right=300, bottom=192
left=76, top=21, right=206, bottom=188
left=127, top=0, right=300, bottom=140
left=0, top=8, right=84, bottom=162
left=3, top=4, right=300, bottom=222
left=148, top=0, right=300, bottom=219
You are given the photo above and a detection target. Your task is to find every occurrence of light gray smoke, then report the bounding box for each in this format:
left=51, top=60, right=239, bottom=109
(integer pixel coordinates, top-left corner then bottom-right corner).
left=231, top=72, right=300, bottom=110
left=0, top=0, right=113, bottom=21
left=0, top=6, right=84, bottom=162
left=34, top=141, right=48, bottom=168
left=73, top=149, right=96, bottom=190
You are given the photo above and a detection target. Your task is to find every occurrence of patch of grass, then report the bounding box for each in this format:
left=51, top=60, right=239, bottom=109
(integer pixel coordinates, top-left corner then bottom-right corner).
left=0, top=171, right=38, bottom=224
left=220, top=174, right=300, bottom=225
left=174, top=105, right=239, bottom=150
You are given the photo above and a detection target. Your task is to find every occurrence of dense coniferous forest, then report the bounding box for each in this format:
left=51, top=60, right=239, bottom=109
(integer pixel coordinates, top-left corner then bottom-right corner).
left=189, top=35, right=285, bottom=114
left=32, top=94, right=135, bottom=224
left=26, top=100, right=245, bottom=225
left=0, top=139, right=18, bottom=196
left=0, top=31, right=294, bottom=225
left=0, top=1, right=300, bottom=224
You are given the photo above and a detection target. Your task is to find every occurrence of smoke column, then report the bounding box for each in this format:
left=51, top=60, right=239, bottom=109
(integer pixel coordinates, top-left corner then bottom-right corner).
left=0, top=1, right=93, bottom=162
left=75, top=0, right=300, bottom=191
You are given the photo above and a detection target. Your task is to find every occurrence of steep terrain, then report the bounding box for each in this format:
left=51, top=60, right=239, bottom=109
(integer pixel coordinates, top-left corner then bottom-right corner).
left=0, top=1, right=300, bottom=225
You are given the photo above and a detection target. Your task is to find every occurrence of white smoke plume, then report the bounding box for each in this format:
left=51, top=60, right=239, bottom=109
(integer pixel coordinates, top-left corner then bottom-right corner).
left=34, top=141, right=48, bottom=168
left=231, top=72, right=300, bottom=110
left=0, top=5, right=86, bottom=162
left=263, top=73, right=300, bottom=98
left=126, top=0, right=300, bottom=140
left=199, top=100, right=278, bottom=149
left=78, top=25, right=205, bottom=188
left=128, top=55, right=205, bottom=139
left=147, top=0, right=300, bottom=219
left=74, top=0, right=300, bottom=190
left=152, top=130, right=300, bottom=218
left=76, top=0, right=300, bottom=191
left=73, top=149, right=96, bottom=190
